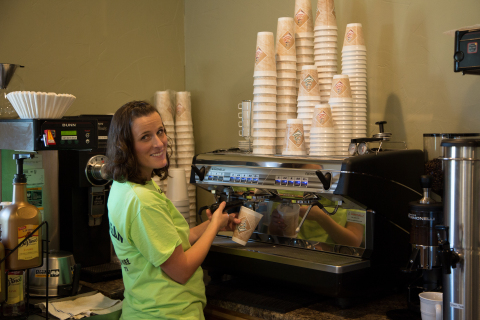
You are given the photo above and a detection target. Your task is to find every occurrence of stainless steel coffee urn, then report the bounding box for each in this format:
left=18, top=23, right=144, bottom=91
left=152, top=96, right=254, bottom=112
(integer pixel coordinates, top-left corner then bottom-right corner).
left=440, top=139, right=480, bottom=319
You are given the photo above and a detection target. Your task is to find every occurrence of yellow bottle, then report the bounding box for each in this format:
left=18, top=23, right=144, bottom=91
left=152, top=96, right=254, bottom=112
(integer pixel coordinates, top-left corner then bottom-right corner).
left=0, top=154, right=42, bottom=270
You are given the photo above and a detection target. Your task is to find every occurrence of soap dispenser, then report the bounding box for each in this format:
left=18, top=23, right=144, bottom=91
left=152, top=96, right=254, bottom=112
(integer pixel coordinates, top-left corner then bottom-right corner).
left=0, top=153, right=43, bottom=270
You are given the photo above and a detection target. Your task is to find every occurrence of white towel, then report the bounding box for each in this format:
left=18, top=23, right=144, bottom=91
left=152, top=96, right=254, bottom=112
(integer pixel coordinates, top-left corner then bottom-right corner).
left=39, top=292, right=122, bottom=320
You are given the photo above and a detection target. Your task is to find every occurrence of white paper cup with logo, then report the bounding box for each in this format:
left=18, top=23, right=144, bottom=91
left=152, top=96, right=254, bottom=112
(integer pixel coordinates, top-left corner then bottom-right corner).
left=298, top=65, right=321, bottom=97
left=342, top=23, right=366, bottom=52
left=297, top=55, right=315, bottom=63
left=310, top=104, right=335, bottom=133
left=278, top=95, right=297, bottom=104
left=277, top=61, right=297, bottom=71
left=278, top=78, right=297, bottom=87
left=277, top=69, right=297, bottom=78
left=296, top=38, right=314, bottom=46
left=329, top=74, right=353, bottom=103
left=294, top=0, right=314, bottom=37
left=277, top=87, right=297, bottom=95
left=276, top=17, right=297, bottom=61
left=282, top=119, right=307, bottom=155
left=254, top=32, right=276, bottom=73
left=175, top=92, right=193, bottom=125
left=315, top=0, right=337, bottom=28
left=232, top=206, right=264, bottom=245
left=155, top=91, right=175, bottom=123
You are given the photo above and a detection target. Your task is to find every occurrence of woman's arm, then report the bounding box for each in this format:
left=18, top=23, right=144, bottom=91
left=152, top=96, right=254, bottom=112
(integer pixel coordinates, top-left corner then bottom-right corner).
left=161, top=203, right=240, bottom=284
left=300, top=206, right=364, bottom=247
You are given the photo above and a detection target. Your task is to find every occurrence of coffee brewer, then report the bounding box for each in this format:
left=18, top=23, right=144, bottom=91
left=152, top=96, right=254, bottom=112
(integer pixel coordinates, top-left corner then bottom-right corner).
left=405, top=175, right=443, bottom=311
left=0, top=115, right=120, bottom=283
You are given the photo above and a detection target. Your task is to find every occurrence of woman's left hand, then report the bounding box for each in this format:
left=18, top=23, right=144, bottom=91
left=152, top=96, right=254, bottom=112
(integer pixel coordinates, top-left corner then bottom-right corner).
left=206, top=209, right=241, bottom=231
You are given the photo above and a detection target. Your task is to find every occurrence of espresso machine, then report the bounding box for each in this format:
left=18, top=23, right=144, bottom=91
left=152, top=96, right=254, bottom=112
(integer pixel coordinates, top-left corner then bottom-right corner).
left=191, top=149, right=424, bottom=299
left=0, top=115, right=119, bottom=283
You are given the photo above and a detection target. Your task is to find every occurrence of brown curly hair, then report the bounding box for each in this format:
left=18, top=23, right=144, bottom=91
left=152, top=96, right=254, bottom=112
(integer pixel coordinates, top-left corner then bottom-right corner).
left=104, top=100, right=172, bottom=185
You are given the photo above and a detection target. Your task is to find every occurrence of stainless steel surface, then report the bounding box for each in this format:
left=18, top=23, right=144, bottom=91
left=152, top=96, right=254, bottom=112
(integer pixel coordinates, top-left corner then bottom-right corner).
left=416, top=245, right=440, bottom=269
left=211, top=236, right=369, bottom=273
left=28, top=250, right=75, bottom=296
left=443, top=140, right=480, bottom=320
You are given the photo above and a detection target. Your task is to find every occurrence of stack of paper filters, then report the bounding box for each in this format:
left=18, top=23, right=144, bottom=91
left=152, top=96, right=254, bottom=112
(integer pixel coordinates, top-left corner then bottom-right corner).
left=328, top=74, right=353, bottom=156
left=341, top=23, right=367, bottom=138
left=174, top=91, right=196, bottom=228
left=309, top=104, right=336, bottom=156
left=166, top=168, right=191, bottom=226
left=313, top=0, right=338, bottom=103
left=275, top=17, right=298, bottom=154
left=154, top=91, right=176, bottom=192
left=282, top=119, right=307, bottom=156
left=297, top=65, right=322, bottom=152
left=252, top=31, right=277, bottom=155
left=294, top=0, right=315, bottom=91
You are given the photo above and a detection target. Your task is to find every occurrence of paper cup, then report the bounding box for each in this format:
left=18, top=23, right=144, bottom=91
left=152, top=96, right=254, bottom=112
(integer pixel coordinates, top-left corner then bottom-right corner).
left=314, top=42, right=337, bottom=49
left=252, top=111, right=276, bottom=120
left=155, top=91, right=175, bottom=123
left=255, top=32, right=276, bottom=72
left=276, top=17, right=296, bottom=60
left=253, top=103, right=277, bottom=112
left=297, top=47, right=314, bottom=55
left=277, top=112, right=297, bottom=120
left=329, top=74, right=353, bottom=102
left=166, top=168, right=189, bottom=202
left=277, top=87, right=297, bottom=95
left=176, top=132, right=194, bottom=139
left=282, top=119, right=307, bottom=155
left=342, top=50, right=367, bottom=57
left=252, top=146, right=276, bottom=155
left=314, top=29, right=338, bottom=36
left=294, top=0, right=314, bottom=37
left=277, top=78, right=297, bottom=87
left=253, top=85, right=277, bottom=95
left=278, top=70, right=297, bottom=78
left=175, top=92, right=193, bottom=125
left=253, top=71, right=277, bottom=77
left=253, top=78, right=277, bottom=86
left=296, top=38, right=314, bottom=46
left=253, top=119, right=276, bottom=129
left=315, top=0, right=337, bottom=28
left=277, top=61, right=297, bottom=70
left=278, top=95, right=297, bottom=104
left=277, top=104, right=297, bottom=112
left=298, top=65, right=321, bottom=98
left=311, top=104, right=335, bottom=131
left=232, top=206, right=264, bottom=245
left=343, top=23, right=365, bottom=47
left=252, top=128, right=276, bottom=137
left=314, top=35, right=338, bottom=43
left=253, top=94, right=277, bottom=103
left=297, top=55, right=315, bottom=63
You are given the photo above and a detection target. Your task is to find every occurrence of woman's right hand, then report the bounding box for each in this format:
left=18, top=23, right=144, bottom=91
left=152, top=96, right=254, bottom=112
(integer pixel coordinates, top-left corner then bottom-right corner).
left=205, top=202, right=231, bottom=231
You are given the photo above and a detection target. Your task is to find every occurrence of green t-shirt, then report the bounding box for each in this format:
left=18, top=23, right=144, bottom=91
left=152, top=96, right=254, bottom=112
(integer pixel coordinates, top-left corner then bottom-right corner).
left=107, top=180, right=206, bottom=320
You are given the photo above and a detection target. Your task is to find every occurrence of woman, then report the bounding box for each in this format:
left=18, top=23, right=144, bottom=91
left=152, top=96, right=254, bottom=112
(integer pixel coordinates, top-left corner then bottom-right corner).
left=104, top=100, right=240, bottom=319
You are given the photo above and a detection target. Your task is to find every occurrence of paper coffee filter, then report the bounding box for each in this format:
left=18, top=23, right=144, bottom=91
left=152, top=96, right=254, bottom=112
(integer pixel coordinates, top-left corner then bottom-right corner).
left=7, top=91, right=76, bottom=119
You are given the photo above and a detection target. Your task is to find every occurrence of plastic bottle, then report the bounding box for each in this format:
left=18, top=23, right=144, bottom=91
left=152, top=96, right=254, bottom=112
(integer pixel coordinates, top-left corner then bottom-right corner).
left=2, top=270, right=26, bottom=317
left=0, top=154, right=42, bottom=270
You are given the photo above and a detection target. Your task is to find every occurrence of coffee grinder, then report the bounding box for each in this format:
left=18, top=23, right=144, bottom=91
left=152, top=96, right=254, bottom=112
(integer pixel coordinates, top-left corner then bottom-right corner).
left=404, top=175, right=443, bottom=312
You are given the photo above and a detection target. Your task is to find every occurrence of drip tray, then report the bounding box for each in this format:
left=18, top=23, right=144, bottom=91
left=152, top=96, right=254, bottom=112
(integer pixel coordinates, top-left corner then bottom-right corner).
left=210, top=236, right=369, bottom=274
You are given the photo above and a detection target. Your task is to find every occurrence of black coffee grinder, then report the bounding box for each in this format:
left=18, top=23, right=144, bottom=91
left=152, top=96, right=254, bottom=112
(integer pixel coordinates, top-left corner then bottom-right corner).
left=404, top=175, right=444, bottom=312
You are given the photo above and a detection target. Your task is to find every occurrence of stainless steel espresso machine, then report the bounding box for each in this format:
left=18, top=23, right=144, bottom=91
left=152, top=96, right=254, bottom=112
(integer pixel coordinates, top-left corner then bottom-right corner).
left=0, top=115, right=119, bottom=284
left=191, top=149, right=424, bottom=300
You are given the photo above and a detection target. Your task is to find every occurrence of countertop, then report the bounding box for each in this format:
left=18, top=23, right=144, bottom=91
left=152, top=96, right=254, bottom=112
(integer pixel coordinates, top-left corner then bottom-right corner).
left=27, top=276, right=421, bottom=320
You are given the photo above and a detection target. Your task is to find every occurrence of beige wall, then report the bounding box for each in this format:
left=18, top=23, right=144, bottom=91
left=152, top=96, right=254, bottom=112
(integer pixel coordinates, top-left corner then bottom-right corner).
left=0, top=0, right=185, bottom=114
left=185, top=0, right=480, bottom=153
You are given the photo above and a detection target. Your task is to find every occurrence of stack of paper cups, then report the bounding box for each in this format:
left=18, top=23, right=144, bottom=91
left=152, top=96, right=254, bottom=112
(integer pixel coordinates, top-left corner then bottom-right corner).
left=275, top=17, right=298, bottom=154
left=294, top=0, right=315, bottom=91
left=282, top=119, right=307, bottom=156
left=253, top=31, right=277, bottom=155
left=297, top=65, right=321, bottom=151
left=328, top=75, right=353, bottom=156
left=166, top=168, right=191, bottom=225
left=309, top=104, right=336, bottom=156
left=341, top=23, right=367, bottom=138
left=314, top=0, right=338, bottom=103
left=155, top=91, right=176, bottom=168
left=174, top=91, right=196, bottom=227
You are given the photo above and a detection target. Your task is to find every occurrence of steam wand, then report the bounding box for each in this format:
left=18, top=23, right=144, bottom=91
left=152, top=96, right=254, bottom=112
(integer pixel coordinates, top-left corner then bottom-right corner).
left=295, top=198, right=340, bottom=234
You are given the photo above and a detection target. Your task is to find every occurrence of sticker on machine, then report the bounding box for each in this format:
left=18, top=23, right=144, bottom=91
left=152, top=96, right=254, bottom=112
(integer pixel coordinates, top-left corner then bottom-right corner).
left=347, top=210, right=366, bottom=225
left=450, top=302, right=464, bottom=309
